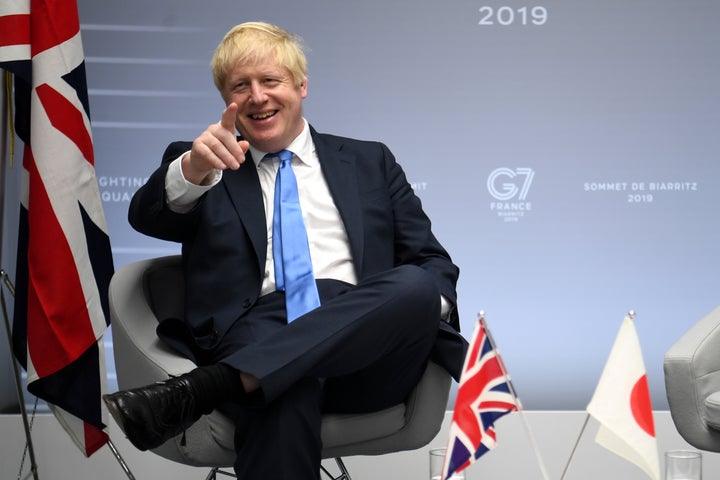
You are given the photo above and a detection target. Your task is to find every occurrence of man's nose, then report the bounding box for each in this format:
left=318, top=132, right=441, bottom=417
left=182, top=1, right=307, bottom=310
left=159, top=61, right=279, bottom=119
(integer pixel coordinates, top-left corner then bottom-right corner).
left=249, top=83, right=267, bottom=103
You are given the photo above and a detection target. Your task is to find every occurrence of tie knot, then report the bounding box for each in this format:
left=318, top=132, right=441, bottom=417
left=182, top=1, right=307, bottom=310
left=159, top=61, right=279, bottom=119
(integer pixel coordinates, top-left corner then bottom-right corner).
left=270, top=149, right=293, bottom=165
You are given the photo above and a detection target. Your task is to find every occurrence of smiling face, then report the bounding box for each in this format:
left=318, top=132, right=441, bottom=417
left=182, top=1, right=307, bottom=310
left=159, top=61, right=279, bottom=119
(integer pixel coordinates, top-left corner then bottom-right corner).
left=211, top=22, right=309, bottom=154
left=221, top=58, right=307, bottom=153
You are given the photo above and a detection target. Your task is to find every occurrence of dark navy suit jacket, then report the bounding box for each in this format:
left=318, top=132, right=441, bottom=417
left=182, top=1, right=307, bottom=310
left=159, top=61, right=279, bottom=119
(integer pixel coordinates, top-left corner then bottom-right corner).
left=128, top=126, right=467, bottom=379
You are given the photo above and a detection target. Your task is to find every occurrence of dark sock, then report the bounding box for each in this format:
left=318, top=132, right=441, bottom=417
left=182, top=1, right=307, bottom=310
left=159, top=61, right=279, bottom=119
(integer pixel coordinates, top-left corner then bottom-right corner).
left=183, top=363, right=246, bottom=414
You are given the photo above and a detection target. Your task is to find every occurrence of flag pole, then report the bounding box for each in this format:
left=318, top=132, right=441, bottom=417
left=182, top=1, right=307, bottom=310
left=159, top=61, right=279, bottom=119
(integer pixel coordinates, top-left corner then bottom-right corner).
left=479, top=312, right=550, bottom=480
left=2, top=71, right=40, bottom=480
left=559, top=413, right=590, bottom=480
left=105, top=439, right=137, bottom=480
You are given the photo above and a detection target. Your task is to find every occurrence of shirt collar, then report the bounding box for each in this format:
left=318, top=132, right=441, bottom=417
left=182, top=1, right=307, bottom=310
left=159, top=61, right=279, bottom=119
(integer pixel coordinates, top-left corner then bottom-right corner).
left=249, top=119, right=315, bottom=167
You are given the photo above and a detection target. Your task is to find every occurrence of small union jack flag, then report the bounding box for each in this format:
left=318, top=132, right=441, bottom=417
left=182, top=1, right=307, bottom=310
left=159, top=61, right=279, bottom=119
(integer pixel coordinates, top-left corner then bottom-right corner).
left=442, top=315, right=519, bottom=479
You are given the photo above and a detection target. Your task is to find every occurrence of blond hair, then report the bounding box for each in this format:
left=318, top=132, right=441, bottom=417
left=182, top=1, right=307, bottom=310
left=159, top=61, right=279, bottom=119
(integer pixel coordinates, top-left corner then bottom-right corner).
left=211, top=22, right=307, bottom=92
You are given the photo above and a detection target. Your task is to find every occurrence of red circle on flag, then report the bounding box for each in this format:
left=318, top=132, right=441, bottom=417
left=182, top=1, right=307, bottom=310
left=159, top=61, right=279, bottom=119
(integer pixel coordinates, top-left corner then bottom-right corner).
left=631, top=374, right=655, bottom=437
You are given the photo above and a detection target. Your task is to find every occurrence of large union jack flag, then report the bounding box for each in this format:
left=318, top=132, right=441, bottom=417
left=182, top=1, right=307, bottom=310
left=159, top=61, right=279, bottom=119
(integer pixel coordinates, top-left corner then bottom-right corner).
left=442, top=316, right=519, bottom=479
left=1, top=0, right=114, bottom=457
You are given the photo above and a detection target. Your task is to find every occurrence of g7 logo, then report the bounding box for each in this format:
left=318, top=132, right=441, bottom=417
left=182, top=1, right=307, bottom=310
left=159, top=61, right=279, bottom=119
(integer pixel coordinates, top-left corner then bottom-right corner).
left=487, top=168, right=535, bottom=201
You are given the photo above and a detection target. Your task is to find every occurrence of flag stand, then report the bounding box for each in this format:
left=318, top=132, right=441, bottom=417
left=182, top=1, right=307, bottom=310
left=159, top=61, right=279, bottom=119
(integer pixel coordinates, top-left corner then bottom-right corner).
left=0, top=270, right=38, bottom=480
left=1, top=271, right=40, bottom=480
left=479, top=313, right=551, bottom=480
left=1, top=271, right=137, bottom=480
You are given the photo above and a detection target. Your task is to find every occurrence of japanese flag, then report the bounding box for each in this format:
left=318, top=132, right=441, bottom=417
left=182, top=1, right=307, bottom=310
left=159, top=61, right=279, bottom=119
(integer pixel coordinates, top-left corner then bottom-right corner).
left=586, top=315, right=660, bottom=480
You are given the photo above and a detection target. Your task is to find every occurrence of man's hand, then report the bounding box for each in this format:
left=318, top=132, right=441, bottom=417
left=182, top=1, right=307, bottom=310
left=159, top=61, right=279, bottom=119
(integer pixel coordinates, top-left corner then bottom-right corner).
left=182, top=103, right=251, bottom=185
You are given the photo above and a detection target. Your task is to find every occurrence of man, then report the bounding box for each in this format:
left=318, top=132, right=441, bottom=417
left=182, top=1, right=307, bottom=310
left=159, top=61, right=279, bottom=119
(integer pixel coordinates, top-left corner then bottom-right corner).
left=104, top=21, right=466, bottom=479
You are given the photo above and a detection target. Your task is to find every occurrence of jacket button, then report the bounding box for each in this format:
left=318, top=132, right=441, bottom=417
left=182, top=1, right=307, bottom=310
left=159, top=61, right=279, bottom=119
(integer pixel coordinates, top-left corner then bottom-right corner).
left=242, top=298, right=252, bottom=308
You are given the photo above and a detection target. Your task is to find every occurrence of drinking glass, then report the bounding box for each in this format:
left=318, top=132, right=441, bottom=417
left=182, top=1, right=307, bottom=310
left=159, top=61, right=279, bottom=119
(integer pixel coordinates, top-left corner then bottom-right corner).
left=429, top=448, right=466, bottom=480
left=665, top=450, right=702, bottom=480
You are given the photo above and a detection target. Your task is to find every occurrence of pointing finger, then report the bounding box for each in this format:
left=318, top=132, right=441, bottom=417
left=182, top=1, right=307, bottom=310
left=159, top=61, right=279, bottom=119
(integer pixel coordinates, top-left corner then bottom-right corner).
left=220, top=103, right=238, bottom=132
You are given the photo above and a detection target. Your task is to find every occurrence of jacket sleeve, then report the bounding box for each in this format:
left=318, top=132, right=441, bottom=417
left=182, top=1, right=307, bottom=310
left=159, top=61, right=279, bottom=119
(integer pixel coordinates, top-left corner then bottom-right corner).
left=382, top=142, right=461, bottom=330
left=128, top=141, right=201, bottom=243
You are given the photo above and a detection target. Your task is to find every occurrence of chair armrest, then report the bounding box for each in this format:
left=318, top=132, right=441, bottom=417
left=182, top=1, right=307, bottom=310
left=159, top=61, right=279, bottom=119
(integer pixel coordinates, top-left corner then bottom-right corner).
left=664, top=305, right=720, bottom=451
left=109, top=257, right=196, bottom=390
left=321, top=361, right=451, bottom=458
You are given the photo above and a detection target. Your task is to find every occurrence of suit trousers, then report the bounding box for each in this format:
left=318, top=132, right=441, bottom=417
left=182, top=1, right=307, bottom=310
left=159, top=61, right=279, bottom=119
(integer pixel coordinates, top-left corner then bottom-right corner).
left=209, top=264, right=442, bottom=479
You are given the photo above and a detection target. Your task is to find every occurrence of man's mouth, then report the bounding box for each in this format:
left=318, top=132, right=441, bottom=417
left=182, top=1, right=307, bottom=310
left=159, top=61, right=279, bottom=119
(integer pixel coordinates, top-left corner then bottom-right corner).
left=250, top=110, right=277, bottom=120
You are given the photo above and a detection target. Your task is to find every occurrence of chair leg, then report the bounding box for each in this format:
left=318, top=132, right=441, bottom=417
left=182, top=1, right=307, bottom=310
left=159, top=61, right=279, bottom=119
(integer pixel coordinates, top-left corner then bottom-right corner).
left=320, top=458, right=353, bottom=480
left=333, top=457, right=352, bottom=480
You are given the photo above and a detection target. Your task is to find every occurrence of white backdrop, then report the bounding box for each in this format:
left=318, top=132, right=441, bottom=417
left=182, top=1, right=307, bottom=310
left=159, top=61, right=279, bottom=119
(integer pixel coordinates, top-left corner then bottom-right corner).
left=6, top=0, right=718, bottom=410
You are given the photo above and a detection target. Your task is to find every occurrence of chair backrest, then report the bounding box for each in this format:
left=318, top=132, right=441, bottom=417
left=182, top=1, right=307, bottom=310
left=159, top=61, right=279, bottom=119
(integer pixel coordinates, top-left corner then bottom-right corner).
left=664, top=305, right=720, bottom=452
left=109, top=255, right=452, bottom=466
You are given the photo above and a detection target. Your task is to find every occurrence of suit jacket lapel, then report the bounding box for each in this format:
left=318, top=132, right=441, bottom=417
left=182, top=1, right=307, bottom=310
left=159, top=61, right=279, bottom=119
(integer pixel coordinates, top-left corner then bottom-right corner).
left=222, top=154, right=268, bottom=269
left=311, top=128, right=365, bottom=273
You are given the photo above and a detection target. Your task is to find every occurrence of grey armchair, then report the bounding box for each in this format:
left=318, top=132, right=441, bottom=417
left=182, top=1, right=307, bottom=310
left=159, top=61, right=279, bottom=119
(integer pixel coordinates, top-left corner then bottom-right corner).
left=108, top=255, right=452, bottom=479
left=664, top=305, right=720, bottom=452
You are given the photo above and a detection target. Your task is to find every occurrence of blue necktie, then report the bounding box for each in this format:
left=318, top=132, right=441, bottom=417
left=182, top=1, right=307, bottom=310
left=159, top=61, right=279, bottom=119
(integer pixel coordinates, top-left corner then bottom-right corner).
left=271, top=150, right=321, bottom=321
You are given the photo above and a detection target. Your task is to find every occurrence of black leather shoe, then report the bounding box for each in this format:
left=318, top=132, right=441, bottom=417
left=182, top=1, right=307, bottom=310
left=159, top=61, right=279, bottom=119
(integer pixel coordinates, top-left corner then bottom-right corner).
left=103, top=375, right=202, bottom=451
